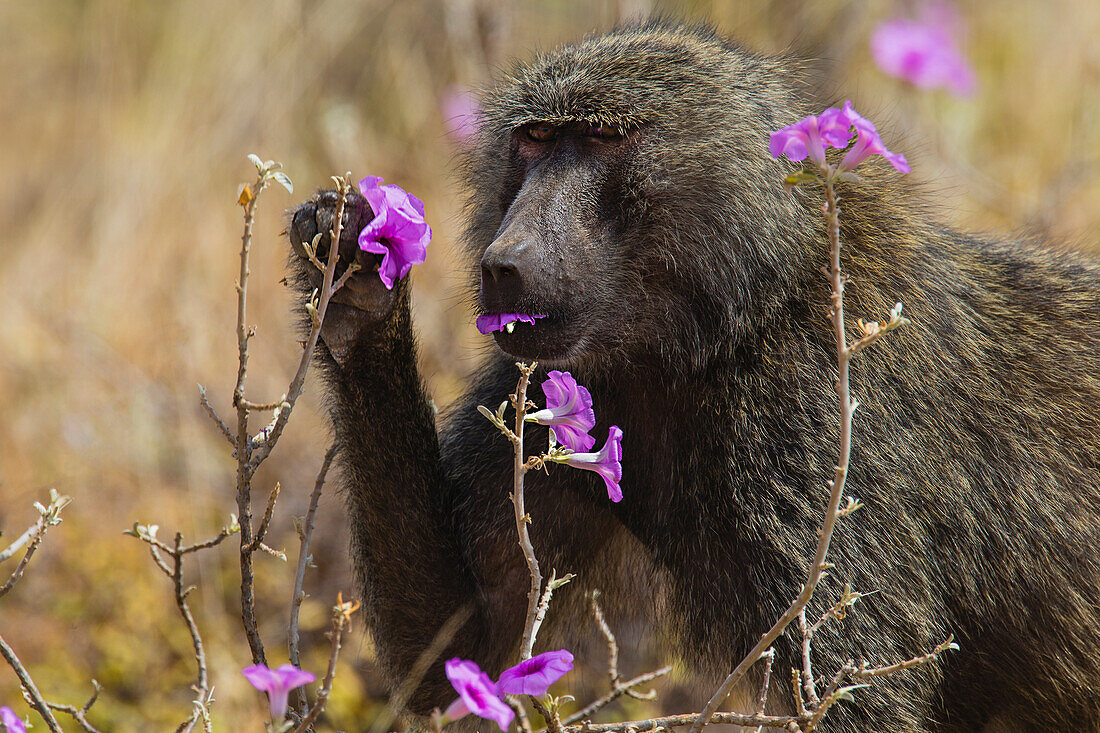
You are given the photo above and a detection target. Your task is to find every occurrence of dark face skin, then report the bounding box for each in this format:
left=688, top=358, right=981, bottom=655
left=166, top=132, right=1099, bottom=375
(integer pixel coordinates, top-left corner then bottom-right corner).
left=479, top=121, right=638, bottom=366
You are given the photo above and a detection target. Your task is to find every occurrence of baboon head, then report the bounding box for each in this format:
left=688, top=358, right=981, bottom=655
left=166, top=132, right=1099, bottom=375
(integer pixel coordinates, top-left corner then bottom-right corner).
left=466, top=20, right=814, bottom=372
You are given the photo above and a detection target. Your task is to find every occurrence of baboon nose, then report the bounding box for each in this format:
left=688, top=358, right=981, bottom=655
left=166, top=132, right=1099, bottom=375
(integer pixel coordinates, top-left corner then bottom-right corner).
left=481, top=237, right=536, bottom=289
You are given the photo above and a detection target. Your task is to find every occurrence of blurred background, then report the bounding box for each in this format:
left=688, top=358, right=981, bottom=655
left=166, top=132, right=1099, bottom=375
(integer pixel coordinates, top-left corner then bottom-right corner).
left=0, top=0, right=1096, bottom=730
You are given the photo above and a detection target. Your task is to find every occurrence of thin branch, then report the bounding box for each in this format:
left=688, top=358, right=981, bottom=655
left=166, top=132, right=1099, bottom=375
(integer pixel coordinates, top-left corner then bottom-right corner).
left=233, top=166, right=270, bottom=666
left=0, top=527, right=45, bottom=599
left=248, top=174, right=352, bottom=471
left=126, top=522, right=233, bottom=732
left=289, top=444, right=337, bottom=716
left=688, top=171, right=860, bottom=733
left=243, top=482, right=281, bottom=553
left=46, top=681, right=104, bottom=733
left=0, top=524, right=40, bottom=564
left=746, top=649, right=775, bottom=733
left=531, top=697, right=563, bottom=733
left=198, top=385, right=235, bottom=448
left=560, top=667, right=673, bottom=726
left=798, top=610, right=820, bottom=707
left=591, top=590, right=620, bottom=687
left=172, top=532, right=213, bottom=733
left=291, top=595, right=358, bottom=733
left=562, top=710, right=804, bottom=732
left=851, top=637, right=958, bottom=681
left=0, top=632, right=64, bottom=733
left=510, top=361, right=543, bottom=661
left=508, top=697, right=534, bottom=733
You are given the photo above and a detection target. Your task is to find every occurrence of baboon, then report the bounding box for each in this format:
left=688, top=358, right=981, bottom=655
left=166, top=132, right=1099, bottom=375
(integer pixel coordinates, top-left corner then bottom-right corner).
left=284, top=19, right=1100, bottom=733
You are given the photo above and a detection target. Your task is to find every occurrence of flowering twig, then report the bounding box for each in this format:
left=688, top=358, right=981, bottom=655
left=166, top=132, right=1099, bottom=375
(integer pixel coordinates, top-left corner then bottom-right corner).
left=508, top=361, right=545, bottom=661
left=290, top=594, right=359, bottom=733
left=692, top=128, right=914, bottom=733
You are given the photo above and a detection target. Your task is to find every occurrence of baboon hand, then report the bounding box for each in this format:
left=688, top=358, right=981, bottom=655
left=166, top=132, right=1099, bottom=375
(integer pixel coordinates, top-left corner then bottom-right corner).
left=286, top=189, right=401, bottom=325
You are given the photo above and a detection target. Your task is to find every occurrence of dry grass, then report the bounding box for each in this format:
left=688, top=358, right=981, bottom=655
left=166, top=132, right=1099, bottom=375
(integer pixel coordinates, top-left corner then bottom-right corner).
left=0, top=0, right=1096, bottom=729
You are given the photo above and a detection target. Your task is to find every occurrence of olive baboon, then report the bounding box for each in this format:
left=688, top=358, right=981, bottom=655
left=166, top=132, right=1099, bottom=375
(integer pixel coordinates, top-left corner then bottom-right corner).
left=285, top=19, right=1100, bottom=733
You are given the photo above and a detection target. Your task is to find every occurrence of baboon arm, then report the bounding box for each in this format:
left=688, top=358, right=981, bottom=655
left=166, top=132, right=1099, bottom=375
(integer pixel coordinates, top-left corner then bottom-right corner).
left=316, top=296, right=503, bottom=713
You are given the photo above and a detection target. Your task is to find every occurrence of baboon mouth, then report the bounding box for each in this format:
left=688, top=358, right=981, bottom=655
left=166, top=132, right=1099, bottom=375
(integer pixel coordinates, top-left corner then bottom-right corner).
left=486, top=314, right=584, bottom=364
left=476, top=312, right=547, bottom=334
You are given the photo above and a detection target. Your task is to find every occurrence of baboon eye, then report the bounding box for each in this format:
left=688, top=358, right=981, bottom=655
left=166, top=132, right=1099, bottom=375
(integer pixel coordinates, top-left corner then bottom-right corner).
left=584, top=123, right=624, bottom=140
left=526, top=123, right=557, bottom=142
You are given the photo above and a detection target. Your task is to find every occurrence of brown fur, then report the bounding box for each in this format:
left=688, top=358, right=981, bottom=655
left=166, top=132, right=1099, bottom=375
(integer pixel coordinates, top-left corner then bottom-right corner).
left=285, top=19, right=1100, bottom=732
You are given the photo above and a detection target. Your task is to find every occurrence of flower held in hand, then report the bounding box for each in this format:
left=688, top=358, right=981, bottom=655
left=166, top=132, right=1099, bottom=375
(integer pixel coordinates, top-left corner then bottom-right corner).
left=242, top=663, right=316, bottom=720
left=528, top=371, right=597, bottom=451
left=497, top=649, right=575, bottom=695
left=357, top=176, right=432, bottom=290
left=443, top=658, right=514, bottom=731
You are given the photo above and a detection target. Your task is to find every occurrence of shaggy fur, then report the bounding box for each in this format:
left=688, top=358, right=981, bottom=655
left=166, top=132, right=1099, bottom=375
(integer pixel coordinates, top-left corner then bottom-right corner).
left=285, top=19, right=1100, bottom=732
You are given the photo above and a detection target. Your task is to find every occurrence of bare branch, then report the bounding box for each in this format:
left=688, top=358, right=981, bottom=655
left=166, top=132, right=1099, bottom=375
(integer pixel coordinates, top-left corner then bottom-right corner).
left=291, top=594, right=359, bottom=733
left=45, top=681, right=104, bottom=733
left=851, top=637, right=959, bottom=681
left=289, top=444, right=337, bottom=717
left=198, top=385, right=235, bottom=448
left=248, top=174, right=353, bottom=471
left=562, top=711, right=804, bottom=732
left=746, top=649, right=775, bottom=733
left=243, top=482, right=281, bottom=553
left=0, top=632, right=64, bottom=733
left=559, top=667, right=673, bottom=726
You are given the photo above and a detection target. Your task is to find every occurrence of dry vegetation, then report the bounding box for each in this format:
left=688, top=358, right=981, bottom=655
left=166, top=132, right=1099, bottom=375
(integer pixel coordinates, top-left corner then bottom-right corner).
left=0, top=0, right=1096, bottom=730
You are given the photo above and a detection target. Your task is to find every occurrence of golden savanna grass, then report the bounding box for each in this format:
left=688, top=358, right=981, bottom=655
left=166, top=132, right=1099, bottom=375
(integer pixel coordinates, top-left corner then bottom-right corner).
left=0, top=0, right=1096, bottom=729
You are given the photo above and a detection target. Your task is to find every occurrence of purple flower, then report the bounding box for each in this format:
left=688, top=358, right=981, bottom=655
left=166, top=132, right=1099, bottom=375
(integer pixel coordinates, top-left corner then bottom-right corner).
left=497, top=650, right=574, bottom=696
left=442, top=86, right=481, bottom=144
left=561, top=426, right=624, bottom=502
left=476, top=312, right=546, bottom=334
left=871, top=2, right=976, bottom=96
left=768, top=107, right=853, bottom=167
left=357, top=176, right=432, bottom=290
left=528, top=371, right=597, bottom=452
left=443, top=658, right=514, bottom=731
left=242, top=663, right=316, bottom=720
left=837, top=101, right=910, bottom=174
left=0, top=707, right=26, bottom=733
